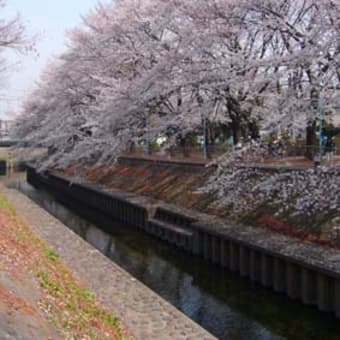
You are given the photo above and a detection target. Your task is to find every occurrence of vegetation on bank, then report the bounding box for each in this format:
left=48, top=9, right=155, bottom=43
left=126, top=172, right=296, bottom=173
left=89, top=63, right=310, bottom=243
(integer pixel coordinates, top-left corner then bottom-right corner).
left=68, top=161, right=339, bottom=248
left=0, top=192, right=130, bottom=339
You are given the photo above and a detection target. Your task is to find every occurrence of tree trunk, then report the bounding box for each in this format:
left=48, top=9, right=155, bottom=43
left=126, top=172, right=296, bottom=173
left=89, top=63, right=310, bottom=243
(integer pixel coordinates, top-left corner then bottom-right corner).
left=180, top=136, right=190, bottom=158
left=305, top=87, right=319, bottom=160
left=249, top=120, right=260, bottom=140
left=128, top=141, right=135, bottom=154
left=207, top=124, right=215, bottom=158
left=305, top=120, right=317, bottom=160
left=231, top=117, right=241, bottom=145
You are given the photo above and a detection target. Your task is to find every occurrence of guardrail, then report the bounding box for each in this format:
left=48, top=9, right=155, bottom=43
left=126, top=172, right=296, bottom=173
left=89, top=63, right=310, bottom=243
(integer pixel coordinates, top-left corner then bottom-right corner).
left=125, top=143, right=339, bottom=161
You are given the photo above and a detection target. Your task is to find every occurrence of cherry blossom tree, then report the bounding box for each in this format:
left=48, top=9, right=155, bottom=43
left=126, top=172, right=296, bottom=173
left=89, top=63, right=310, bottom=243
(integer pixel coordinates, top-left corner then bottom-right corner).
left=0, top=0, right=31, bottom=79
left=14, top=0, right=340, bottom=225
left=15, top=0, right=340, bottom=156
left=202, top=0, right=340, bottom=225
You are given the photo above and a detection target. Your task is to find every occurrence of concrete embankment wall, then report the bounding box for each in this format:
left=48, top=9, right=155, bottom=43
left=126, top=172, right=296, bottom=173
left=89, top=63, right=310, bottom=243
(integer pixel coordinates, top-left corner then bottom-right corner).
left=27, top=165, right=340, bottom=319
left=77, top=156, right=217, bottom=214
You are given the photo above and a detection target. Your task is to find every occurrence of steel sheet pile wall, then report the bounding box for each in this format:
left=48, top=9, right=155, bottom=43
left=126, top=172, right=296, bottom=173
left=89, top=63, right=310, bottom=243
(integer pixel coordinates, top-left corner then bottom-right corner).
left=191, top=224, right=340, bottom=318
left=26, top=166, right=148, bottom=229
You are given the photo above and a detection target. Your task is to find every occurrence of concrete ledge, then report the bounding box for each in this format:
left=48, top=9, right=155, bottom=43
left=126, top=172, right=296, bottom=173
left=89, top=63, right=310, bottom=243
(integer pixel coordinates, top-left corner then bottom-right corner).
left=193, top=219, right=340, bottom=280
left=118, top=155, right=208, bottom=171
left=1, top=184, right=216, bottom=340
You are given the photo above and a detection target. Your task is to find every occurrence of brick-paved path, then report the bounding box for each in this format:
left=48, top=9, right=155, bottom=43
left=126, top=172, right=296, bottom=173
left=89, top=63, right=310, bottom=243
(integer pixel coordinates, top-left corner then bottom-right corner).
left=1, top=184, right=216, bottom=340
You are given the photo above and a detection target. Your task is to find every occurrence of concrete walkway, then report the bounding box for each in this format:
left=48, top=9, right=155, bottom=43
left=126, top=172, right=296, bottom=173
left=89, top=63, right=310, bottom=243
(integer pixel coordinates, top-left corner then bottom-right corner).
left=1, top=184, right=216, bottom=340
left=121, top=154, right=340, bottom=171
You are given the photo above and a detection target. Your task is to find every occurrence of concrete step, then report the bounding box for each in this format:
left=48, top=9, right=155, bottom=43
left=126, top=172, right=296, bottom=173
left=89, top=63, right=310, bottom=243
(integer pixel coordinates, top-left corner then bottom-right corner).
left=147, top=218, right=194, bottom=250
left=148, top=218, right=193, bottom=237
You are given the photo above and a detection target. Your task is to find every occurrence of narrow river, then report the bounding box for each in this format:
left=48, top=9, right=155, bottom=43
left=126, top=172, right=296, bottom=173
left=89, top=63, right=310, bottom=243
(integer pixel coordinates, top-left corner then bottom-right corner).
left=6, top=175, right=340, bottom=340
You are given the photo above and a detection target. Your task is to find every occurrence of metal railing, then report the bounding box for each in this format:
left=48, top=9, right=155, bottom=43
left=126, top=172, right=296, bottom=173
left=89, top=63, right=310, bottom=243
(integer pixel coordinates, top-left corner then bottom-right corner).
left=125, top=143, right=339, bottom=163
left=126, top=144, right=232, bottom=161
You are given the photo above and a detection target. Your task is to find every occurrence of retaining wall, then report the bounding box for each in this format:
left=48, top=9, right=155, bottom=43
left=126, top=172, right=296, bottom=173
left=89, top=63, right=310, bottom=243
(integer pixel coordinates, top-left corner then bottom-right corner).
left=26, top=165, right=340, bottom=319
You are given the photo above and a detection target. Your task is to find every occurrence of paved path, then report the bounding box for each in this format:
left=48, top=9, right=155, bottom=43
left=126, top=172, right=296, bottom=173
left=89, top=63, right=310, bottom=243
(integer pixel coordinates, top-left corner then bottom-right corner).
left=122, top=154, right=340, bottom=170
left=1, top=184, right=216, bottom=340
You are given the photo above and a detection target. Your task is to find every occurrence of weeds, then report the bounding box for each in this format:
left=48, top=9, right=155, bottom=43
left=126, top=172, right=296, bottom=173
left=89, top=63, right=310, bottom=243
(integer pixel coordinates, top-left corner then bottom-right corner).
left=0, top=191, right=127, bottom=339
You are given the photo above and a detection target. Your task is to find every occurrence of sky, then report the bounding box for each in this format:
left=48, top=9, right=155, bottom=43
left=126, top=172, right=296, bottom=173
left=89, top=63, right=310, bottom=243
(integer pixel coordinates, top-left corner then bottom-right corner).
left=1, top=0, right=107, bottom=119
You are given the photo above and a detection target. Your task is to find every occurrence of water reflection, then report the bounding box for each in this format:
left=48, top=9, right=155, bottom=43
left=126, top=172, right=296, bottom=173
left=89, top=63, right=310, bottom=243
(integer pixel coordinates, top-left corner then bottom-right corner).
left=8, top=178, right=340, bottom=340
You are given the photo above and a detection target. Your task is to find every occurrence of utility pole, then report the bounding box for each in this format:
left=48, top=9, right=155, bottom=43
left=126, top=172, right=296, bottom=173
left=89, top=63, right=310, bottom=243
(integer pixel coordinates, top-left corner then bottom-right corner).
left=313, top=88, right=324, bottom=168
left=318, top=94, right=324, bottom=164
left=203, top=113, right=208, bottom=160
left=145, top=111, right=151, bottom=155
left=198, top=95, right=208, bottom=160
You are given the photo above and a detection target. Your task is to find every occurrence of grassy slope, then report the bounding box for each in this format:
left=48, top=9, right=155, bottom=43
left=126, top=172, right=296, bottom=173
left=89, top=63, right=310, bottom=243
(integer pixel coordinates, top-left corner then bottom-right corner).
left=0, top=192, right=130, bottom=340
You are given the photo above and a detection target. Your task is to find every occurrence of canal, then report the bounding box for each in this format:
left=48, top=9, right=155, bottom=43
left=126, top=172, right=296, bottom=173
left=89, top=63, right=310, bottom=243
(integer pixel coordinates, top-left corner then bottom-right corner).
left=5, top=174, right=340, bottom=339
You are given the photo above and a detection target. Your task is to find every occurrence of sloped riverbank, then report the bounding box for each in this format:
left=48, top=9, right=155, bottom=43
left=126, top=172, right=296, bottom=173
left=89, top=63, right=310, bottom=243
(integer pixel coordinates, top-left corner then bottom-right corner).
left=8, top=172, right=340, bottom=339
left=0, top=185, right=127, bottom=340
left=1, top=181, right=216, bottom=340
left=63, top=156, right=340, bottom=246
left=26, top=165, right=340, bottom=320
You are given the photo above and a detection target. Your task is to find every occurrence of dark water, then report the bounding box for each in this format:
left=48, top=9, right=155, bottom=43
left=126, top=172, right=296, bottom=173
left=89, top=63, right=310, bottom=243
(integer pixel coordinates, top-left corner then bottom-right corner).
left=7, top=176, right=340, bottom=340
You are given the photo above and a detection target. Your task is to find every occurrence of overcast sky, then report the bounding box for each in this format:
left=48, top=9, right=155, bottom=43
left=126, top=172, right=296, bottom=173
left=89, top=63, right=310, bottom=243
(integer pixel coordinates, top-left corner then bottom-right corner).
left=1, top=0, right=107, bottom=119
